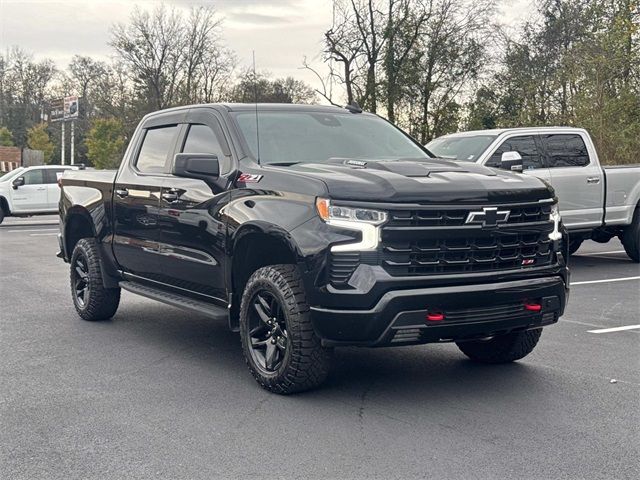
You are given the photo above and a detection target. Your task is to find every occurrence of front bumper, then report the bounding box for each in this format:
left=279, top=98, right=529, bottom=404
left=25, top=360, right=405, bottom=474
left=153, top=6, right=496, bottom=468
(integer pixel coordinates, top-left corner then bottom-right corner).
left=310, top=275, right=568, bottom=347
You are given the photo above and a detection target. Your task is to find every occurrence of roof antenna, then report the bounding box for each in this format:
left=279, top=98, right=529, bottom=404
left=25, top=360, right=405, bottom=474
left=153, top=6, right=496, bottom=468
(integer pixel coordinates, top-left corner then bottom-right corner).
left=252, top=50, right=261, bottom=165
left=345, top=100, right=362, bottom=113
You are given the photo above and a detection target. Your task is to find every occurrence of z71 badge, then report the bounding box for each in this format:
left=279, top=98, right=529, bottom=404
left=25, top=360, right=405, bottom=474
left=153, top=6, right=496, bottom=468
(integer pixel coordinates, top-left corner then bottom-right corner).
left=238, top=173, right=263, bottom=183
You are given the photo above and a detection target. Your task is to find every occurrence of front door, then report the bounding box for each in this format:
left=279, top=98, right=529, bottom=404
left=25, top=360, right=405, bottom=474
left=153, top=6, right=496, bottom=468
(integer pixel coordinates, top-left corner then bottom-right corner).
left=541, top=133, right=604, bottom=229
left=155, top=113, right=234, bottom=303
left=10, top=168, right=48, bottom=212
left=112, top=124, right=180, bottom=282
left=483, top=135, right=551, bottom=186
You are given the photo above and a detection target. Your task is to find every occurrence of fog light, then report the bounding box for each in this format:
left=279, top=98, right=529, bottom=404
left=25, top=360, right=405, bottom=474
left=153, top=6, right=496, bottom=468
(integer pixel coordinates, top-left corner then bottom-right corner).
left=426, top=312, right=445, bottom=322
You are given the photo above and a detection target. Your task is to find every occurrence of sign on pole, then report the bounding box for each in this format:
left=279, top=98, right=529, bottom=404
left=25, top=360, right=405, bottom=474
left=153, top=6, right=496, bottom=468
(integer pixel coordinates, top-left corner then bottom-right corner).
left=50, top=96, right=79, bottom=122
left=50, top=98, right=64, bottom=122
left=64, top=96, right=79, bottom=120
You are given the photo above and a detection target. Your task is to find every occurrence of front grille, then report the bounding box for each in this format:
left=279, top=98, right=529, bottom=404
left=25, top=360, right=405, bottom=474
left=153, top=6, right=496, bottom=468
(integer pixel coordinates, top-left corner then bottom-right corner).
left=327, top=201, right=556, bottom=286
left=382, top=230, right=553, bottom=276
left=387, top=204, right=551, bottom=227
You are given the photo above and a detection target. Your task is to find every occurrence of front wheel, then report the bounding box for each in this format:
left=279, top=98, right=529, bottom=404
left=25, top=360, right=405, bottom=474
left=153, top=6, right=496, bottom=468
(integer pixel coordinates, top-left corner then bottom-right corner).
left=70, top=238, right=121, bottom=321
left=0, top=206, right=5, bottom=224
left=456, top=328, right=542, bottom=364
left=239, top=264, right=332, bottom=394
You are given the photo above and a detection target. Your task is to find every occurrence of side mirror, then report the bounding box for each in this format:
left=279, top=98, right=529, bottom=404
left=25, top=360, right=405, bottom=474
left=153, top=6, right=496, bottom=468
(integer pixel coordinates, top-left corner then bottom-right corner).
left=12, top=177, right=25, bottom=189
left=501, top=151, right=523, bottom=172
left=172, top=153, right=220, bottom=182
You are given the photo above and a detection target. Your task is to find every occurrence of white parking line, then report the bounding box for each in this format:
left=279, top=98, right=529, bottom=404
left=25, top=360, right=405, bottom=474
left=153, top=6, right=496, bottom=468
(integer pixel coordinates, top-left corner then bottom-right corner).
left=5, top=229, right=58, bottom=233
left=578, top=250, right=626, bottom=256
left=572, top=276, right=640, bottom=285
left=30, top=233, right=58, bottom=236
left=587, top=325, right=640, bottom=334
left=0, top=220, right=58, bottom=226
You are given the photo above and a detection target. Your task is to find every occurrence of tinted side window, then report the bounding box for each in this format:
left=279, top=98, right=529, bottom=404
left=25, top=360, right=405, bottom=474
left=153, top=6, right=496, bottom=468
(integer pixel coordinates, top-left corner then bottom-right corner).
left=22, top=169, right=45, bottom=185
left=542, top=134, right=590, bottom=168
left=487, top=135, right=544, bottom=170
left=136, top=125, right=179, bottom=173
left=45, top=169, right=66, bottom=184
left=182, top=124, right=230, bottom=173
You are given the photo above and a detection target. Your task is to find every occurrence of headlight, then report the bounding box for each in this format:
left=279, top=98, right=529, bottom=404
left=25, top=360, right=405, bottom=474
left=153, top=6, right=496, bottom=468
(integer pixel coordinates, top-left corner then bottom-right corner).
left=315, top=198, right=387, bottom=225
left=549, top=203, right=562, bottom=241
left=316, top=198, right=387, bottom=252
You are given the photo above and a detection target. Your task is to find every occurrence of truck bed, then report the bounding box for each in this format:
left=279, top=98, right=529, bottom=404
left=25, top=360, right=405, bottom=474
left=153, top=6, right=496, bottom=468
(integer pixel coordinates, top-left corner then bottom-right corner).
left=61, top=169, right=117, bottom=187
left=604, top=165, right=640, bottom=226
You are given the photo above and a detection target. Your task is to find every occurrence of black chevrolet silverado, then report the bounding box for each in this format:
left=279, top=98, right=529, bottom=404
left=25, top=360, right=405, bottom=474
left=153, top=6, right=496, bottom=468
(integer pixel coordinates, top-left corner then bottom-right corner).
left=58, top=103, right=569, bottom=393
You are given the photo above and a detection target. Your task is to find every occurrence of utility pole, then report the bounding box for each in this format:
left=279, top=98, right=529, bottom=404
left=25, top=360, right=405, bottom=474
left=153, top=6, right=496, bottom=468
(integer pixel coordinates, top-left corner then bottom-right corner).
left=70, top=121, right=75, bottom=165
left=61, top=122, right=65, bottom=165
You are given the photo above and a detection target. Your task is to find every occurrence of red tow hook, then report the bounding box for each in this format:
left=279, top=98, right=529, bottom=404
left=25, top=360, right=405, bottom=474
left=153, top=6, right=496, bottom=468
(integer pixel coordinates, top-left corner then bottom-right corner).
left=524, top=302, right=542, bottom=312
left=426, top=312, right=445, bottom=322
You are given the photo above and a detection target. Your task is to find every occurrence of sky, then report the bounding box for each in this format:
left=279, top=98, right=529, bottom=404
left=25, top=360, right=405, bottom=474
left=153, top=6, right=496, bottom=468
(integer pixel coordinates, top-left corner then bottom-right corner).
left=0, top=0, right=535, bottom=99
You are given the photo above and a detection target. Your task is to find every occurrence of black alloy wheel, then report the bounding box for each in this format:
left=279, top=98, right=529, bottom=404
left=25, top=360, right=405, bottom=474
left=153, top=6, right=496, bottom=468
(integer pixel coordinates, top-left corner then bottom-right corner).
left=246, top=290, right=289, bottom=374
left=239, top=264, right=332, bottom=394
left=72, top=253, right=90, bottom=308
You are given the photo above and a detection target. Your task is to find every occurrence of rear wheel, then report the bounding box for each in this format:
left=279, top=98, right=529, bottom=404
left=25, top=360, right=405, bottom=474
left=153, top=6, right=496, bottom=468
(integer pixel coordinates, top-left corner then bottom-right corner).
left=0, top=205, right=5, bottom=224
left=239, top=264, right=332, bottom=394
left=621, top=207, right=640, bottom=263
left=70, top=238, right=120, bottom=321
left=456, top=328, right=542, bottom=363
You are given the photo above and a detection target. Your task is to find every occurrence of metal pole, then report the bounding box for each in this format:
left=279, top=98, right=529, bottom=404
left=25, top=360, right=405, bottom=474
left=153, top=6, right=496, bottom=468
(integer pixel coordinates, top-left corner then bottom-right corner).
left=61, top=122, right=65, bottom=165
left=70, top=121, right=75, bottom=165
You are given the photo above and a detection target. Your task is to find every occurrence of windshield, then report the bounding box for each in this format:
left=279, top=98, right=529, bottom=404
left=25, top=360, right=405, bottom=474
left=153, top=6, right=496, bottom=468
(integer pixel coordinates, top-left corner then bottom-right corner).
left=0, top=167, right=25, bottom=182
left=233, top=111, right=429, bottom=165
left=427, top=134, right=497, bottom=162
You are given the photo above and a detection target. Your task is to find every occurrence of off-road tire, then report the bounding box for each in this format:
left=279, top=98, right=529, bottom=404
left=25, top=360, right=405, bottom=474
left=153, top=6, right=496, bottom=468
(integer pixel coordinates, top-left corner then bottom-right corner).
left=621, top=207, right=640, bottom=263
left=568, top=239, right=583, bottom=256
left=456, top=328, right=542, bottom=364
left=239, top=264, right=332, bottom=394
left=70, top=238, right=120, bottom=321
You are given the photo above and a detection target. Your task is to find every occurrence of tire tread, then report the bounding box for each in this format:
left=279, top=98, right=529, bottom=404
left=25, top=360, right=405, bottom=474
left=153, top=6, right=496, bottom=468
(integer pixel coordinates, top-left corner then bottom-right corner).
left=456, top=328, right=542, bottom=364
left=70, top=238, right=120, bottom=321
left=239, top=264, right=331, bottom=394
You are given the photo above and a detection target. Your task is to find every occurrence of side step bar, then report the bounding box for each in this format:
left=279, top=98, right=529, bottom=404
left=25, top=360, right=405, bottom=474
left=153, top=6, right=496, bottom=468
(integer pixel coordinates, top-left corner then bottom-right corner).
left=119, top=281, right=227, bottom=320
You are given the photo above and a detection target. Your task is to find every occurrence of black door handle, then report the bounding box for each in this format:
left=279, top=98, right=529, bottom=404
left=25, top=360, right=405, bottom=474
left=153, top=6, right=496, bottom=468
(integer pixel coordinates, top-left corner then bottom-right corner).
left=115, top=189, right=129, bottom=198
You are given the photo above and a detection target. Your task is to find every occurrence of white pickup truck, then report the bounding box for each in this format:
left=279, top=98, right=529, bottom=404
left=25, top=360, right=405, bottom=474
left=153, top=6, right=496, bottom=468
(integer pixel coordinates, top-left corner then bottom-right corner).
left=0, top=165, right=83, bottom=224
left=426, top=127, right=640, bottom=262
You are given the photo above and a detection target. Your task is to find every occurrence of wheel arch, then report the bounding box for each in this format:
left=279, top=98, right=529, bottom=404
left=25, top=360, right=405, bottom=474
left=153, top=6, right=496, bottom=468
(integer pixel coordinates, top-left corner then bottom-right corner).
left=64, top=206, right=97, bottom=257
left=227, top=222, right=301, bottom=331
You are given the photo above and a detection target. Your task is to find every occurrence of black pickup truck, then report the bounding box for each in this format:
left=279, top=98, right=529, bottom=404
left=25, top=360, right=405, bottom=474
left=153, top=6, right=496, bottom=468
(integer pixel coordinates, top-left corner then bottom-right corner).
left=58, top=103, right=569, bottom=393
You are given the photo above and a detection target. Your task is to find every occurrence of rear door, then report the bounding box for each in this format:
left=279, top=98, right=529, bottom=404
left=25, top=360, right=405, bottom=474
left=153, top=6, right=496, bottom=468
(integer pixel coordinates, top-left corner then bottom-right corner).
left=155, top=109, right=235, bottom=303
left=483, top=135, right=551, bottom=185
left=541, top=133, right=604, bottom=229
left=44, top=168, right=69, bottom=210
left=112, top=122, right=181, bottom=281
left=10, top=168, right=48, bottom=212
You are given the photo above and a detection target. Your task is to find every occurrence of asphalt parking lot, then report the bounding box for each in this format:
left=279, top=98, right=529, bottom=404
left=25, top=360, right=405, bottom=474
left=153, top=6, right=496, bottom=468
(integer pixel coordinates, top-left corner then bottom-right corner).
left=1, top=216, right=639, bottom=479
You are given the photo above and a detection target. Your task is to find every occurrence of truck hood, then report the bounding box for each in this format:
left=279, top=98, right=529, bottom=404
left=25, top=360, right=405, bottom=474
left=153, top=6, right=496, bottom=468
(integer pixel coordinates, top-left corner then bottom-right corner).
left=277, top=158, right=554, bottom=204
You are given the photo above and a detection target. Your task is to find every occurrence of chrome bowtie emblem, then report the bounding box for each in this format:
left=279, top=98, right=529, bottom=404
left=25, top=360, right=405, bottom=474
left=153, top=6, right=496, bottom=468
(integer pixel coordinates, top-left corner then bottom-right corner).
left=465, top=207, right=510, bottom=228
